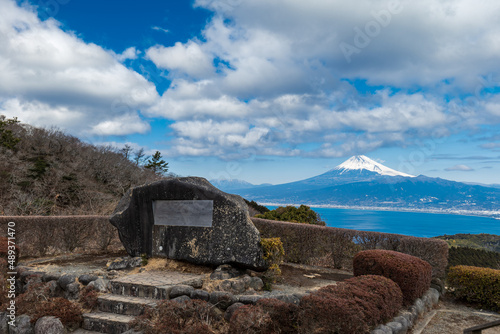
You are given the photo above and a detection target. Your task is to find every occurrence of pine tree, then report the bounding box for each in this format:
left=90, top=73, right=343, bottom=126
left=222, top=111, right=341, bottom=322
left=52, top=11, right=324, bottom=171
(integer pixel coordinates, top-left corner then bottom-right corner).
left=0, top=116, right=20, bottom=150
left=145, top=151, right=169, bottom=175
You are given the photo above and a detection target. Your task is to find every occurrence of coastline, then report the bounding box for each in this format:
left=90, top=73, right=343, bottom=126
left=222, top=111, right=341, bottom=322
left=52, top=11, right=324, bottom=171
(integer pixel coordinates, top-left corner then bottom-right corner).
left=261, top=202, right=500, bottom=220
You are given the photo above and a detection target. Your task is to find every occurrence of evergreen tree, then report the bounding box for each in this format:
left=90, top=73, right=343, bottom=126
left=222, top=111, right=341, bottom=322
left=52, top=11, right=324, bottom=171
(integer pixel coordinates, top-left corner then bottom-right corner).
left=0, top=116, right=20, bottom=150
left=145, top=151, right=169, bottom=175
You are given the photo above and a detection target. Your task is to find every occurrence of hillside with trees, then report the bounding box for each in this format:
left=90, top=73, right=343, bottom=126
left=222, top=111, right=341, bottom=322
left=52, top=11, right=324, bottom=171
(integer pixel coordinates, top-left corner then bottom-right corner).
left=0, top=116, right=165, bottom=215
left=435, top=233, right=500, bottom=253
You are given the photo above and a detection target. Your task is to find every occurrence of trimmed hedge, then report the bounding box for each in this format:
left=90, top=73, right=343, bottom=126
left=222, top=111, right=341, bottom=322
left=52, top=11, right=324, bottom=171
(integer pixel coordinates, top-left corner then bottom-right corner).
left=299, top=275, right=403, bottom=334
left=448, top=265, right=500, bottom=311
left=252, top=217, right=448, bottom=278
left=0, top=216, right=121, bottom=257
left=353, top=250, right=432, bottom=306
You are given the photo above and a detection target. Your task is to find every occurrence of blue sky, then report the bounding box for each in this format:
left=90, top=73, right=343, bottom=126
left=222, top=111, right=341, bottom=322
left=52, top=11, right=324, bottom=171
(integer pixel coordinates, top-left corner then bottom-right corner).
left=1, top=0, right=500, bottom=185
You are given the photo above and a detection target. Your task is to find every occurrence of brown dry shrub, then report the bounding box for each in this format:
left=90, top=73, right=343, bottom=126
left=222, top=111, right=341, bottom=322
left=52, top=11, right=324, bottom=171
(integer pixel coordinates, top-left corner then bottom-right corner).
left=256, top=298, right=299, bottom=333
left=0, top=216, right=121, bottom=257
left=353, top=249, right=432, bottom=305
left=299, top=292, right=369, bottom=334
left=298, top=275, right=403, bottom=334
left=229, top=304, right=273, bottom=334
left=79, top=285, right=99, bottom=311
left=132, top=299, right=226, bottom=334
left=16, top=282, right=82, bottom=328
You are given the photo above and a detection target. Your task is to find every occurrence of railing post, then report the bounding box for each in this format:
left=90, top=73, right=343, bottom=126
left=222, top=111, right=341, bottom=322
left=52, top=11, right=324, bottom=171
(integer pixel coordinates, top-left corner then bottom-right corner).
left=464, top=319, right=500, bottom=334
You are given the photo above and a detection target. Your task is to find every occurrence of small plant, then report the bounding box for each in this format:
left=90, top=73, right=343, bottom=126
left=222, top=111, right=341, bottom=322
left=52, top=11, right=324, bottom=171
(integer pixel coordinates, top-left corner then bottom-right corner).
left=260, top=238, right=285, bottom=289
left=141, top=253, right=149, bottom=266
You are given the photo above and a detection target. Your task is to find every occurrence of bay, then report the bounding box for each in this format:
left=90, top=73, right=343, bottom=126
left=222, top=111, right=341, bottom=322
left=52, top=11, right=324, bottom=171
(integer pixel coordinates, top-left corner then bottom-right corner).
left=266, top=206, right=500, bottom=238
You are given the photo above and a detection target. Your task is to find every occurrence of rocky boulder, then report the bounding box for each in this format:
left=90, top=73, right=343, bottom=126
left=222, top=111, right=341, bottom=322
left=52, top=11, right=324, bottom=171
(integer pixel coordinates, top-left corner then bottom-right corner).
left=110, top=177, right=267, bottom=270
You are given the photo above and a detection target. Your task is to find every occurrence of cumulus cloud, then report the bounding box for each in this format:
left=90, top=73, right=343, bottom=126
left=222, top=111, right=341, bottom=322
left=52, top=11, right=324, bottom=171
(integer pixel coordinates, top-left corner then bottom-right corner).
left=0, top=0, right=158, bottom=136
left=114, top=47, right=141, bottom=62
left=146, top=41, right=214, bottom=78
left=139, top=0, right=500, bottom=158
left=445, top=164, right=475, bottom=171
left=3, top=0, right=500, bottom=160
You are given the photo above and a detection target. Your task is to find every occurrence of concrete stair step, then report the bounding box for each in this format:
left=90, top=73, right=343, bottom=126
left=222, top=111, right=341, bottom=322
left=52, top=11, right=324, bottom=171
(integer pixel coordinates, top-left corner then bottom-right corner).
left=98, top=294, right=158, bottom=316
left=72, top=329, right=104, bottom=334
left=82, top=312, right=134, bottom=334
left=110, top=280, right=173, bottom=299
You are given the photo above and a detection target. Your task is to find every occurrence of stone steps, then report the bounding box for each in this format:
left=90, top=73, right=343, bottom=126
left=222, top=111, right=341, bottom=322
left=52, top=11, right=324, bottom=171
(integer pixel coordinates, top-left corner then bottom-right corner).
left=98, top=294, right=158, bottom=316
left=109, top=280, right=172, bottom=299
left=82, top=312, right=134, bottom=334
left=81, top=271, right=205, bottom=333
left=73, top=328, right=105, bottom=334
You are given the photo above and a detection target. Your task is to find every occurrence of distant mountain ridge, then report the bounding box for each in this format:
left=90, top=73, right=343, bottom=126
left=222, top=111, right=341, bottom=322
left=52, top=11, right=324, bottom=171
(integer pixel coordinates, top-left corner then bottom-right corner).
left=209, top=178, right=271, bottom=192
left=224, top=155, right=500, bottom=215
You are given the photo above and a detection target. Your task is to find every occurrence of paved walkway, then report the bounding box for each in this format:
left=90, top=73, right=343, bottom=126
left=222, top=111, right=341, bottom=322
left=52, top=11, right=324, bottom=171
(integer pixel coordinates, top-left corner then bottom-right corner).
left=411, top=300, right=500, bottom=334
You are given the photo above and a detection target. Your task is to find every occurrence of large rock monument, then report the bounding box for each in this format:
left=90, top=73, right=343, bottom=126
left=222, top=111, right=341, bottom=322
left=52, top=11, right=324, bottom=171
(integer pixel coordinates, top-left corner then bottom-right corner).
left=110, top=177, right=267, bottom=270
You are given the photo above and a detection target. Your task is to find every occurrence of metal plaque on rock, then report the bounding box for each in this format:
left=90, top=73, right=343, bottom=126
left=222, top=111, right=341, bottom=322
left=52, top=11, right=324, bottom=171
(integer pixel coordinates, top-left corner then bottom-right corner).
left=152, top=200, right=213, bottom=227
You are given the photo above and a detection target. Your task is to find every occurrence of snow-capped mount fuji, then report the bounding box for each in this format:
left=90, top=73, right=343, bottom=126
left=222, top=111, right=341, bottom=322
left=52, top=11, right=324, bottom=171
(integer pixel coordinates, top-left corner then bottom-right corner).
left=230, top=155, right=500, bottom=214
left=333, top=155, right=415, bottom=178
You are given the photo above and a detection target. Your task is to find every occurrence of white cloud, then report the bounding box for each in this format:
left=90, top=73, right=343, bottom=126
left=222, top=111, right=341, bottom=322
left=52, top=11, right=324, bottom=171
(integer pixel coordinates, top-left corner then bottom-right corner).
left=151, top=26, right=170, bottom=34
left=91, top=113, right=150, bottom=136
left=142, top=0, right=500, bottom=158
left=146, top=41, right=214, bottom=78
left=114, top=47, right=140, bottom=62
left=445, top=164, right=475, bottom=171
left=0, top=0, right=159, bottom=136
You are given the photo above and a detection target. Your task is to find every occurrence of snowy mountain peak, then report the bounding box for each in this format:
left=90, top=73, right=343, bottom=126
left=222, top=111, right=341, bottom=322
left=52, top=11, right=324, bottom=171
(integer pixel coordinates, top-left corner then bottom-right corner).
left=333, top=155, right=415, bottom=177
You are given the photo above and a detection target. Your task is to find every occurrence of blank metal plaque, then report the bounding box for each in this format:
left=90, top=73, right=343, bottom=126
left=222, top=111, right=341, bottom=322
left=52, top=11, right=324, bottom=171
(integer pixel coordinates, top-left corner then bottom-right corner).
left=152, top=200, right=213, bottom=227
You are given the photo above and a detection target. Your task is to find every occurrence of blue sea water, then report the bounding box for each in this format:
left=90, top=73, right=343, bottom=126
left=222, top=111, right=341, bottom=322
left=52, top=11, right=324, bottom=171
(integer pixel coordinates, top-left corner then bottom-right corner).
left=266, top=206, right=500, bottom=238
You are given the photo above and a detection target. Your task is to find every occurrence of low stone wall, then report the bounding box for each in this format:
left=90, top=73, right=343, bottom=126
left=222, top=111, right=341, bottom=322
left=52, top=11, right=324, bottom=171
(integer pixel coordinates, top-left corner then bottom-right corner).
left=0, top=216, right=122, bottom=257
left=371, top=288, right=440, bottom=334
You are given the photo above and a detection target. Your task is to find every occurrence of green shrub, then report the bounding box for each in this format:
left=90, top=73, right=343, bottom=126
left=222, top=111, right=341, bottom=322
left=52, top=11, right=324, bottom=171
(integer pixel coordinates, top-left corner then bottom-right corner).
left=447, top=265, right=500, bottom=311
left=244, top=199, right=270, bottom=215
left=298, top=275, right=403, bottom=334
left=256, top=205, right=325, bottom=226
left=353, top=250, right=432, bottom=306
left=447, top=246, right=500, bottom=269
